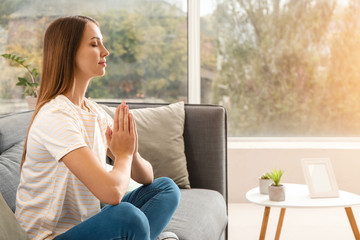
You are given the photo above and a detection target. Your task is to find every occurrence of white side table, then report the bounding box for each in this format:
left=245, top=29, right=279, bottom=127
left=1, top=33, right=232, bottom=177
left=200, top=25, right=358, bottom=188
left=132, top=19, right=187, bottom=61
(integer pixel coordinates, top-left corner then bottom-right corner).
left=246, top=183, right=360, bottom=240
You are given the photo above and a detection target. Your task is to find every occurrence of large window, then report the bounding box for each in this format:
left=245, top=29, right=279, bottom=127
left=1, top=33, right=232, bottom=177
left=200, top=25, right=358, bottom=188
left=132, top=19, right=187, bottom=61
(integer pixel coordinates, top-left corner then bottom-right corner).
left=200, top=0, right=360, bottom=137
left=0, top=0, right=187, bottom=113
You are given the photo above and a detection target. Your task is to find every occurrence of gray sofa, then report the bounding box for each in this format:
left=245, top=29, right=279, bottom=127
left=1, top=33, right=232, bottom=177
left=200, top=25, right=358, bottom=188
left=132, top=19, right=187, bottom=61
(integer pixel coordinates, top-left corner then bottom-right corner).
left=0, top=102, right=228, bottom=240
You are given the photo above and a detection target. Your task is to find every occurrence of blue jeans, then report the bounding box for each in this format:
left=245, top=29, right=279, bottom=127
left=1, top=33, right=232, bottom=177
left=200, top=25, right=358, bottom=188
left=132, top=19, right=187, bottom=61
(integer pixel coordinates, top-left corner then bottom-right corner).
left=54, top=177, right=180, bottom=240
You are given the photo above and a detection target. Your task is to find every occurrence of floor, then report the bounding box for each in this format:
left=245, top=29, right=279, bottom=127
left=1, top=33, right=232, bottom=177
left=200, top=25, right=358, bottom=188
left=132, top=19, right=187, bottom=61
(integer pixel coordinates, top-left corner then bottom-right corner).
left=228, top=203, right=360, bottom=240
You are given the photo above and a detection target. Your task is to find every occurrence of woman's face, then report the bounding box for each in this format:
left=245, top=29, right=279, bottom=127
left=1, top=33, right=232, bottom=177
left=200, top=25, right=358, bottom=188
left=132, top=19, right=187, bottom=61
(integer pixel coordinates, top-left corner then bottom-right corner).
left=74, top=22, right=109, bottom=81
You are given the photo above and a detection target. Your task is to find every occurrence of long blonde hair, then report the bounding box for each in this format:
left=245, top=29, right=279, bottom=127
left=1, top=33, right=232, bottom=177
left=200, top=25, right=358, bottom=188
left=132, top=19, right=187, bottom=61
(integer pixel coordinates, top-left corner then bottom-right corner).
left=20, top=15, right=98, bottom=169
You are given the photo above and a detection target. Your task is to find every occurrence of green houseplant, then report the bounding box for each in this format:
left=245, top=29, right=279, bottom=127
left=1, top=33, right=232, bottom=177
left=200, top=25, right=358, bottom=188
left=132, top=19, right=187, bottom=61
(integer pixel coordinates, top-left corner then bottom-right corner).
left=259, top=173, right=272, bottom=195
left=267, top=169, right=285, bottom=201
left=1, top=53, right=40, bottom=109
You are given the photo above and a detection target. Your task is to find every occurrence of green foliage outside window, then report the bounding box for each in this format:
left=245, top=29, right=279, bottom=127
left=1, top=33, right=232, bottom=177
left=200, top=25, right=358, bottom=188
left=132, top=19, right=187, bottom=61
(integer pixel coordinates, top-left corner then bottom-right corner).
left=87, top=3, right=187, bottom=102
left=1, top=1, right=187, bottom=104
left=212, top=0, right=360, bottom=136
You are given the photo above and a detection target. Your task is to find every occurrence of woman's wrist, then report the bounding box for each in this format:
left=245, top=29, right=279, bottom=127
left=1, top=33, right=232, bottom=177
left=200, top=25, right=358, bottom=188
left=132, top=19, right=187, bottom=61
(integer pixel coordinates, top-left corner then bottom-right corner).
left=133, top=151, right=140, bottom=161
left=113, top=153, right=133, bottom=164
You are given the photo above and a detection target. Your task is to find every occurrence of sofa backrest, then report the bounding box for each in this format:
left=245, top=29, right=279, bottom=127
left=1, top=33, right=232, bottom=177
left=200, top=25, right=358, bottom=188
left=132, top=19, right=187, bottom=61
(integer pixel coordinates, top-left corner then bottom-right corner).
left=0, top=111, right=34, bottom=211
left=0, top=111, right=33, bottom=154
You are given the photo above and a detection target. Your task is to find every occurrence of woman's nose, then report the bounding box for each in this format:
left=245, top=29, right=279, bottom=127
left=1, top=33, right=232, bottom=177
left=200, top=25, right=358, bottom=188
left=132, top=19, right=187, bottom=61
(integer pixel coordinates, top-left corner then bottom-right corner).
left=102, top=46, right=109, bottom=57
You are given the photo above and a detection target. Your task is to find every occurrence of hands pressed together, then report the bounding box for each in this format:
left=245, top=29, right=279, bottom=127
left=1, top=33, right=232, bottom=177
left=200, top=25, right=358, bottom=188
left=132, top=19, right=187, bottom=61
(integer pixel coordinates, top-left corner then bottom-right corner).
left=105, top=102, right=153, bottom=185
left=106, top=102, right=138, bottom=162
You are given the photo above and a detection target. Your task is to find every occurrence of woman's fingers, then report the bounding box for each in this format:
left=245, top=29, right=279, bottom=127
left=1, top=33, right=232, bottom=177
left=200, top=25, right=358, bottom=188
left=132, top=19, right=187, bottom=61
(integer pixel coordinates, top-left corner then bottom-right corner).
left=113, top=105, right=120, bottom=132
left=108, top=102, right=137, bottom=158
left=124, top=106, right=129, bottom=134
left=119, top=103, right=125, bottom=132
left=129, top=113, right=136, bottom=154
left=114, top=102, right=131, bottom=134
left=129, top=113, right=134, bottom=136
left=130, top=114, right=138, bottom=152
left=105, top=126, right=112, bottom=145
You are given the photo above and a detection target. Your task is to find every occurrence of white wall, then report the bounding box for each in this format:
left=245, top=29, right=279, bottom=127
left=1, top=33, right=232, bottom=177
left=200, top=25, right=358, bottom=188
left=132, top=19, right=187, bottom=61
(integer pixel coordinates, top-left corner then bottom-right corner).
left=228, top=143, right=360, bottom=203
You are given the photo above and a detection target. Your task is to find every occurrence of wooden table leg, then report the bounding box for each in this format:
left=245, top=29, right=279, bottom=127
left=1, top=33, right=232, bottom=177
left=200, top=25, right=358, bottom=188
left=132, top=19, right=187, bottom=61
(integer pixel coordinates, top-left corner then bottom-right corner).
left=259, top=206, right=271, bottom=240
left=345, top=207, right=360, bottom=240
left=275, top=208, right=286, bottom=240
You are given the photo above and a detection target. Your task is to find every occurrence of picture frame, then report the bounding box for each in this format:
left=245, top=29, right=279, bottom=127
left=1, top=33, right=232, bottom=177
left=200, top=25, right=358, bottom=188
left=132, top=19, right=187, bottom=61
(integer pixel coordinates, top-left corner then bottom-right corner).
left=301, top=158, right=339, bottom=198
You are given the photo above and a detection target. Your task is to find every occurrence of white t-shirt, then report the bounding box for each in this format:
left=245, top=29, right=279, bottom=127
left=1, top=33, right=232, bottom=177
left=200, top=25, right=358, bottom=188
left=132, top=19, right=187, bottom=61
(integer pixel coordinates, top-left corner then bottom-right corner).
left=15, top=95, right=113, bottom=240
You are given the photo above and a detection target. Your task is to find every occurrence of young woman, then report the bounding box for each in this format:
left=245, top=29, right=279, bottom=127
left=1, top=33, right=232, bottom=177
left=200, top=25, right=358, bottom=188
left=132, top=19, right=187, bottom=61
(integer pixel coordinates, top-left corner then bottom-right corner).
left=15, top=15, right=180, bottom=240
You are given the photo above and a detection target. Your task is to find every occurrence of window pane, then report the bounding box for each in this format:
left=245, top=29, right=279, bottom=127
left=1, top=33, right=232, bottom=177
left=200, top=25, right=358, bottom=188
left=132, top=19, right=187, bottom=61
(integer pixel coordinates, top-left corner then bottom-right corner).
left=201, top=0, right=360, bottom=137
left=0, top=0, right=187, bottom=115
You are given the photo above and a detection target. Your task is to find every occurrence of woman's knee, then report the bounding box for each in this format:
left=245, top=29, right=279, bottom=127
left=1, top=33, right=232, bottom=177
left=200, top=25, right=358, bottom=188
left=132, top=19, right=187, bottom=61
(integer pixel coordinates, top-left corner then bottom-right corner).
left=106, top=203, right=150, bottom=237
left=154, top=177, right=181, bottom=205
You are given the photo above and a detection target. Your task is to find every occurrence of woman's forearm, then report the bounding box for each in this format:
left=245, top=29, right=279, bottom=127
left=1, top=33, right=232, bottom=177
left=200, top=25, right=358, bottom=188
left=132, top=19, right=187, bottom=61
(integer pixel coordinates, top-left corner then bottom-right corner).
left=131, top=152, right=154, bottom=184
left=108, top=155, right=133, bottom=199
left=107, top=149, right=153, bottom=186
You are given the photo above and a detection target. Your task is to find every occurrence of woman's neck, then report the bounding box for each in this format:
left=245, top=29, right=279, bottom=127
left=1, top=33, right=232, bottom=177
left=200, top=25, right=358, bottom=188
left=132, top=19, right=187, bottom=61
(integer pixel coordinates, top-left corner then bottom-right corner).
left=64, top=92, right=85, bottom=107
left=64, top=78, right=90, bottom=110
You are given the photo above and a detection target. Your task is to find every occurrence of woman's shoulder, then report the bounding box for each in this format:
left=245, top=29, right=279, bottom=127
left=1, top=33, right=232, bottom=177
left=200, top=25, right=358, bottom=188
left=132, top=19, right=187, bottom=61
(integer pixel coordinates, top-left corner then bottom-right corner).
left=37, top=95, right=78, bottom=120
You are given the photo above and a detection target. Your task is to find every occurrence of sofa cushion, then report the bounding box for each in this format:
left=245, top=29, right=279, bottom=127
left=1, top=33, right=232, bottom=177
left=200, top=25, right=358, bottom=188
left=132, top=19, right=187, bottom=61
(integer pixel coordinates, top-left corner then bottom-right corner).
left=0, top=111, right=32, bottom=153
left=165, top=189, right=227, bottom=240
left=0, top=192, right=28, bottom=240
left=100, top=102, right=190, bottom=189
left=0, top=141, right=24, bottom=212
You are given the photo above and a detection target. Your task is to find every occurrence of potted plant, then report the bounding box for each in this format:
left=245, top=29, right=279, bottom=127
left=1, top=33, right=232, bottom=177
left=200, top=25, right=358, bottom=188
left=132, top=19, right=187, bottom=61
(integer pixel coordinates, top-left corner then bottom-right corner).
left=1, top=53, right=39, bottom=110
left=267, top=169, right=285, bottom=201
left=259, top=173, right=272, bottom=194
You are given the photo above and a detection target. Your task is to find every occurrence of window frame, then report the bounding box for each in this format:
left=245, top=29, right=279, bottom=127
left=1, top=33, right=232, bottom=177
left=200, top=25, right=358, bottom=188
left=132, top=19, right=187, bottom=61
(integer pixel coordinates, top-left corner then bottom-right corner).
left=188, top=0, right=201, bottom=104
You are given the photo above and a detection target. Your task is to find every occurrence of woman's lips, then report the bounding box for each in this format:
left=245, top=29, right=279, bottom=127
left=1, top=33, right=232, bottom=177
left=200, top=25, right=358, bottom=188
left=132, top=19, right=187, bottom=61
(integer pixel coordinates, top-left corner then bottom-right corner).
left=99, top=61, right=107, bottom=67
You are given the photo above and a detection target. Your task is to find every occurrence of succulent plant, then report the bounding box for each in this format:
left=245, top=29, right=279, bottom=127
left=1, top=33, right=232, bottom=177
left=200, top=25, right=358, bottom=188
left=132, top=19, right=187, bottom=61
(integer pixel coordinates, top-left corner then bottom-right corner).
left=267, top=169, right=285, bottom=186
left=260, top=173, right=270, bottom=179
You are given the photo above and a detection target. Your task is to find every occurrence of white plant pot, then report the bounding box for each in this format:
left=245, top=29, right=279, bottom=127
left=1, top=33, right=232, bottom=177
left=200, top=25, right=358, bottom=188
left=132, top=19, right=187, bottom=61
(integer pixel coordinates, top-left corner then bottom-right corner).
left=268, top=184, right=285, bottom=201
left=259, top=178, right=272, bottom=194
left=26, top=96, right=37, bottom=110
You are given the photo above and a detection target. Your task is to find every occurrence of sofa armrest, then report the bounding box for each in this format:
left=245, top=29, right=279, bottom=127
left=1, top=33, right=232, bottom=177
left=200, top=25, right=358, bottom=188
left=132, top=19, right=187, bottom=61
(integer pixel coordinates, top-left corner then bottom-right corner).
left=183, top=104, right=227, bottom=202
